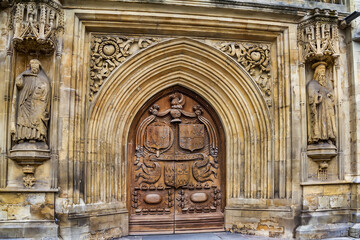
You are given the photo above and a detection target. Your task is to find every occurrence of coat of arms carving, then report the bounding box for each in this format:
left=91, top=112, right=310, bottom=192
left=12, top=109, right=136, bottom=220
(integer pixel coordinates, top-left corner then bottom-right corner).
left=179, top=124, right=205, bottom=152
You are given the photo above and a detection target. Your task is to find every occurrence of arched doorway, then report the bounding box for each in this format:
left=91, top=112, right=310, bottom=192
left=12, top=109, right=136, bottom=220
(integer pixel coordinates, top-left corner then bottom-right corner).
left=127, top=86, right=226, bottom=234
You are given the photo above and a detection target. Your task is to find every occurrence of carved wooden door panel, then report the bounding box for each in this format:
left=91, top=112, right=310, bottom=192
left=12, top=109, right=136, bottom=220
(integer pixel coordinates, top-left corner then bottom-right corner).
left=129, top=89, right=224, bottom=235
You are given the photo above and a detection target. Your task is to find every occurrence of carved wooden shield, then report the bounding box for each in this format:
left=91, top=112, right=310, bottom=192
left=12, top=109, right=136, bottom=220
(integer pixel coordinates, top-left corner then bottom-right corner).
left=164, top=163, right=175, bottom=187
left=179, top=124, right=205, bottom=151
left=164, top=163, right=190, bottom=188
left=146, top=124, right=170, bottom=150
left=175, top=163, right=190, bottom=188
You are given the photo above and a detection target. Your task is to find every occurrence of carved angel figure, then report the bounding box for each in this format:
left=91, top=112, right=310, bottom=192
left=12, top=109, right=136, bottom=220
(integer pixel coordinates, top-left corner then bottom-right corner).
left=306, top=62, right=336, bottom=145
left=10, top=59, right=51, bottom=144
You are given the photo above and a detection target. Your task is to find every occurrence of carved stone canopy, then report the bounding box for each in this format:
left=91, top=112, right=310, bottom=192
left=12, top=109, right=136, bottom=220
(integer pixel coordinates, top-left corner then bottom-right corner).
left=10, top=0, right=64, bottom=55
left=298, top=8, right=339, bottom=63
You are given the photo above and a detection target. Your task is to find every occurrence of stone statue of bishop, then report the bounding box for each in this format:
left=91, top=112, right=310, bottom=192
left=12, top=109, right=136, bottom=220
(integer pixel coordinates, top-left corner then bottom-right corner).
left=306, top=61, right=337, bottom=146
left=10, top=59, right=51, bottom=148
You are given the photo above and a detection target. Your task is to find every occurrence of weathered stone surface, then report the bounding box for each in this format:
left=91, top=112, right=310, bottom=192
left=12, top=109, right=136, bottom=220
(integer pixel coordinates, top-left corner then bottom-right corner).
left=349, top=223, right=360, bottom=238
left=329, top=196, right=350, bottom=209
left=0, top=222, right=58, bottom=238
left=0, top=0, right=358, bottom=239
left=296, top=223, right=352, bottom=240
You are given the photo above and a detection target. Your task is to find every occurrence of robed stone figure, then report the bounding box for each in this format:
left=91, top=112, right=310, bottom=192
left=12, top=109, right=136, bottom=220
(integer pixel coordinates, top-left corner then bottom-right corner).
left=10, top=59, right=50, bottom=147
left=306, top=62, right=337, bottom=145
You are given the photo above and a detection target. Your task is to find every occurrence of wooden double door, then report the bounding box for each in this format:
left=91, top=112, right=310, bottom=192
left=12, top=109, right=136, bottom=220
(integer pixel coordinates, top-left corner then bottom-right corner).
left=128, top=88, right=225, bottom=234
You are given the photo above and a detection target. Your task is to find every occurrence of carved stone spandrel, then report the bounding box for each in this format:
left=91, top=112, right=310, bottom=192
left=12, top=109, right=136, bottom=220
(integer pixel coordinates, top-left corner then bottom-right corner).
left=89, top=36, right=160, bottom=101
left=216, top=42, right=271, bottom=99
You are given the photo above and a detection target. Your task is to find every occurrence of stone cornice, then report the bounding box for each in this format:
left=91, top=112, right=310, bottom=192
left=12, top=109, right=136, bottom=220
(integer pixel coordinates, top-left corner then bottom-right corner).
left=60, top=0, right=349, bottom=16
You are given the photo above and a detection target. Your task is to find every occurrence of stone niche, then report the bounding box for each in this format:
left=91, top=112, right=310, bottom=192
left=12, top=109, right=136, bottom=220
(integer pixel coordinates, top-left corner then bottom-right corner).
left=305, top=60, right=339, bottom=182
left=0, top=0, right=357, bottom=239
left=298, top=8, right=341, bottom=182
left=5, top=0, right=63, bottom=189
left=295, top=7, right=355, bottom=240
left=0, top=0, right=63, bottom=239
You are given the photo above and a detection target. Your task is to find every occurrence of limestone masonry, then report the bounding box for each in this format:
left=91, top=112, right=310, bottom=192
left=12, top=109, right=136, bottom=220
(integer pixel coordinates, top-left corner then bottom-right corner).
left=1, top=0, right=360, bottom=239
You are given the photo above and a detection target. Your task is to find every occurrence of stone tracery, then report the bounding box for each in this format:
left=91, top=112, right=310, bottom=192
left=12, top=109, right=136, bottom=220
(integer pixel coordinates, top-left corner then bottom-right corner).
left=9, top=0, right=64, bottom=54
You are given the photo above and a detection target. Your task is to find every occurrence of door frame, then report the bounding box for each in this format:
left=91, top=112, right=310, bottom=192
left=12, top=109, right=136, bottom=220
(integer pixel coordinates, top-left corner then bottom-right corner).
left=126, top=85, right=226, bottom=234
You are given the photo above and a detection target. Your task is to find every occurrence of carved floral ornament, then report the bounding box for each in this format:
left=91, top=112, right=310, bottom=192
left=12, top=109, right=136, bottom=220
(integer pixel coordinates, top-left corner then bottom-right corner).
left=89, top=36, right=161, bottom=101
left=9, top=0, right=64, bottom=54
left=89, top=36, right=273, bottom=103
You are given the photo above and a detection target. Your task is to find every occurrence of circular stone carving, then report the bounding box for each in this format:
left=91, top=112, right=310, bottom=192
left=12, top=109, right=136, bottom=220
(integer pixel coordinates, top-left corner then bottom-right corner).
left=144, top=193, right=162, bottom=204
left=99, top=40, right=119, bottom=59
left=103, top=44, right=116, bottom=56
left=190, top=192, right=208, bottom=203
left=250, top=51, right=261, bottom=61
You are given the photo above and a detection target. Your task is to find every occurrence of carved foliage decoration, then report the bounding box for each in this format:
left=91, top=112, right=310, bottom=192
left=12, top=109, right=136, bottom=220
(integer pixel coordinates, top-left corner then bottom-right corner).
left=217, top=42, right=272, bottom=104
left=10, top=0, right=64, bottom=54
left=89, top=36, right=273, bottom=103
left=298, top=8, right=339, bottom=62
left=89, top=36, right=160, bottom=101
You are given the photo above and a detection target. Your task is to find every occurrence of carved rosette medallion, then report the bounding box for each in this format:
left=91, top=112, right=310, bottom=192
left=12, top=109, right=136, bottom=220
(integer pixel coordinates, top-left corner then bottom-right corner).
left=89, top=36, right=160, bottom=101
left=9, top=0, right=64, bottom=55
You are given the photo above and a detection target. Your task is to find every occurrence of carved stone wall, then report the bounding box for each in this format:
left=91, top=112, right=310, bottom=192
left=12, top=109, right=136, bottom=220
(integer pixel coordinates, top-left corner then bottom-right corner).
left=0, top=0, right=358, bottom=239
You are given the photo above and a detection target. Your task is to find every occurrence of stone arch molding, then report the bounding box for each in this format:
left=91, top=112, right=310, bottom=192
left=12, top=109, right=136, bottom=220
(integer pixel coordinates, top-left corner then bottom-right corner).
left=86, top=38, right=273, bottom=205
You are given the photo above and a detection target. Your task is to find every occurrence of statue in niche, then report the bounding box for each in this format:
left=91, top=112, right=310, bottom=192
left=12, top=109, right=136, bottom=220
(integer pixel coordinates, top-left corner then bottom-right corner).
left=306, top=61, right=337, bottom=146
left=10, top=59, right=51, bottom=149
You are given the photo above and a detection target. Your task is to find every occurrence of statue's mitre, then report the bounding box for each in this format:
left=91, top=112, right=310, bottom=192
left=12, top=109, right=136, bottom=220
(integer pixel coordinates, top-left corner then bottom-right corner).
left=312, top=61, right=327, bottom=69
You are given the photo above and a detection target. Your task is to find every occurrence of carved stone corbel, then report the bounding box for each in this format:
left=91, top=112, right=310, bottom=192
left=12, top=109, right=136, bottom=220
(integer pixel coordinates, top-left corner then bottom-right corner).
left=298, top=9, right=340, bottom=180
left=9, top=0, right=64, bottom=55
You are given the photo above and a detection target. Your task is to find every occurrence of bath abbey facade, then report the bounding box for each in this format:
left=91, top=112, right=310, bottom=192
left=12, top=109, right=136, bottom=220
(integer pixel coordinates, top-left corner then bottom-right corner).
left=0, top=0, right=360, bottom=239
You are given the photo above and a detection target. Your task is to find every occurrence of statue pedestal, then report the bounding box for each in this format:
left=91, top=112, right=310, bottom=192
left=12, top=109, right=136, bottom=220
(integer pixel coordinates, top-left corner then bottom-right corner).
left=8, top=142, right=50, bottom=188
left=307, top=143, right=337, bottom=180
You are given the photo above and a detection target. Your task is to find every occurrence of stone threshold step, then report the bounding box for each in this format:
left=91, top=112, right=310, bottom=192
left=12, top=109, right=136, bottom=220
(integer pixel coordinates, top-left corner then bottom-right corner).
left=118, top=232, right=287, bottom=240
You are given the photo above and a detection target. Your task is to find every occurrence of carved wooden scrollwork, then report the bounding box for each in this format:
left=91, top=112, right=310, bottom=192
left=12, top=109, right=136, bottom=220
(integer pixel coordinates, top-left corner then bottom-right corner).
left=134, top=92, right=219, bottom=188
left=89, top=36, right=160, bottom=101
left=130, top=91, right=224, bottom=231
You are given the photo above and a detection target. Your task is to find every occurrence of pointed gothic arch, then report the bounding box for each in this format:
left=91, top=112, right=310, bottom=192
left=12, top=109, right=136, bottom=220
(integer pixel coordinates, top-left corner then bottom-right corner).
left=85, top=37, right=273, bottom=205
